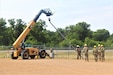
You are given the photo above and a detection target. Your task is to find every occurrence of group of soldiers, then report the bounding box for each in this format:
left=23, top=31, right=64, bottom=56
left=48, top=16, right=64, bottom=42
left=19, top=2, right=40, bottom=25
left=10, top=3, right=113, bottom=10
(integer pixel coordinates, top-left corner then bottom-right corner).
left=75, top=44, right=105, bottom=62
left=92, top=44, right=105, bottom=62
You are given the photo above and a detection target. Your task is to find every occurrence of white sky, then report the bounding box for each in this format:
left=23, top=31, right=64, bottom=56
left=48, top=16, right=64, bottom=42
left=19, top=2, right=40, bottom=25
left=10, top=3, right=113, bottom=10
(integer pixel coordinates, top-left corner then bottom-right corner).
left=0, top=0, right=113, bottom=34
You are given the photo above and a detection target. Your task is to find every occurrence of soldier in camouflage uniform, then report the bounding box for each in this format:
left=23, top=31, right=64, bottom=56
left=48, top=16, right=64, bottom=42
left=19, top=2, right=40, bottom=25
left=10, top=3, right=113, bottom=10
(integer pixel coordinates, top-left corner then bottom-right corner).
left=100, top=45, right=105, bottom=62
left=76, top=45, right=81, bottom=59
left=83, top=44, right=89, bottom=62
left=92, top=45, right=98, bottom=62
left=97, top=44, right=101, bottom=61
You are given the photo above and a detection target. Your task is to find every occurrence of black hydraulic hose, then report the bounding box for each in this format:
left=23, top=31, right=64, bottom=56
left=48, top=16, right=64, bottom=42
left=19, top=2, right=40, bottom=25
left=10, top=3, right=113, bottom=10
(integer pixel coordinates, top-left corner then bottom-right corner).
left=48, top=18, right=76, bottom=50
left=48, top=18, right=67, bottom=41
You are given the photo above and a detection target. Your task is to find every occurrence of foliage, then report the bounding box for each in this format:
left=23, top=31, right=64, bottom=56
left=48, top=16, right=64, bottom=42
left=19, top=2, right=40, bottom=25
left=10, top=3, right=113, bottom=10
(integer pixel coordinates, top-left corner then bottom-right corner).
left=105, top=34, right=113, bottom=47
left=0, top=18, right=8, bottom=45
left=84, top=37, right=98, bottom=47
left=93, top=29, right=110, bottom=41
left=0, top=18, right=112, bottom=47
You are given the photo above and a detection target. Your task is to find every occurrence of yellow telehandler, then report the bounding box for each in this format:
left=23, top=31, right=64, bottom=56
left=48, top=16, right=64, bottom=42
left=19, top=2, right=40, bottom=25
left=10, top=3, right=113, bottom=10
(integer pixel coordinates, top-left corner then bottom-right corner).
left=11, top=8, right=53, bottom=59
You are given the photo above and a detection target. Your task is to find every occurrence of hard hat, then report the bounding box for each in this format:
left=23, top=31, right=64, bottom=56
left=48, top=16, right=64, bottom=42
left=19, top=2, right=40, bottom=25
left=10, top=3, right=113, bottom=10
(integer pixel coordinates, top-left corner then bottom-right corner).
left=101, top=45, right=103, bottom=47
left=98, top=44, right=100, bottom=46
left=94, top=45, right=96, bottom=48
left=77, top=45, right=80, bottom=48
left=84, top=44, right=87, bottom=46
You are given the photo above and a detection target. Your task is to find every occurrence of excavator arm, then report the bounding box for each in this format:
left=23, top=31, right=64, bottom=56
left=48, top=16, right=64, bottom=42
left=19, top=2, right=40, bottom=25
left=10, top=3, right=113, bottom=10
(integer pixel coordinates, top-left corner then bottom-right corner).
left=13, top=8, right=53, bottom=49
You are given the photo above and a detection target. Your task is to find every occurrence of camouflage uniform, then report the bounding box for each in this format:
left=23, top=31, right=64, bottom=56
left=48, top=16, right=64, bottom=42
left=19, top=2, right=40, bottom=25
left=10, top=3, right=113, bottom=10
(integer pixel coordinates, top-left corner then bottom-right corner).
left=76, top=45, right=81, bottom=59
left=92, top=45, right=98, bottom=62
left=83, top=44, right=89, bottom=62
left=100, top=45, right=105, bottom=62
left=98, top=44, right=101, bottom=61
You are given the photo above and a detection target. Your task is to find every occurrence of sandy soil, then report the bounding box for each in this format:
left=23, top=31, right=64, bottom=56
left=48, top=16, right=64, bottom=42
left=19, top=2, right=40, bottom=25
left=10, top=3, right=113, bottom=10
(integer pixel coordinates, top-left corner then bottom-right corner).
left=0, top=58, right=113, bottom=75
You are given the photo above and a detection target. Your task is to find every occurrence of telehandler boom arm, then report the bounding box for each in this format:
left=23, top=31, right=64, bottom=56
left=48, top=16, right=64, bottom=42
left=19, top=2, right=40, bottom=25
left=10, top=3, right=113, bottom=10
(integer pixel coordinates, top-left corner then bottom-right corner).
left=13, top=9, right=53, bottom=49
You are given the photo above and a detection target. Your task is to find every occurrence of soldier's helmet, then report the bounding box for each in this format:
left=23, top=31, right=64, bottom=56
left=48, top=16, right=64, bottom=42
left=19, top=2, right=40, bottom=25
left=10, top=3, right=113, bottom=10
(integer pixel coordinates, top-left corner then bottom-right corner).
left=101, top=44, right=103, bottom=47
left=98, top=44, right=100, bottom=47
left=77, top=45, right=80, bottom=48
left=84, top=44, right=87, bottom=47
left=94, top=45, right=96, bottom=48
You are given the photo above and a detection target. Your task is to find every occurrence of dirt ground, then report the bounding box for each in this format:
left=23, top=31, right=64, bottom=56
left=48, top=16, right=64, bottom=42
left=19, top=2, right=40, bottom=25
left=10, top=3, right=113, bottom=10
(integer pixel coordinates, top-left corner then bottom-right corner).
left=0, top=58, right=113, bottom=75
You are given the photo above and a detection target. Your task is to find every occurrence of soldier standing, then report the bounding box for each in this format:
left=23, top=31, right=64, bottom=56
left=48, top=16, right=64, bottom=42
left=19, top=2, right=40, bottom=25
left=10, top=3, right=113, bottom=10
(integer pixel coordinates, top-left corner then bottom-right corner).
left=92, top=45, right=98, bottom=62
left=76, top=45, right=81, bottom=59
left=98, top=44, right=101, bottom=61
left=100, top=45, right=105, bottom=62
left=83, top=44, right=89, bottom=62
left=50, top=48, right=54, bottom=59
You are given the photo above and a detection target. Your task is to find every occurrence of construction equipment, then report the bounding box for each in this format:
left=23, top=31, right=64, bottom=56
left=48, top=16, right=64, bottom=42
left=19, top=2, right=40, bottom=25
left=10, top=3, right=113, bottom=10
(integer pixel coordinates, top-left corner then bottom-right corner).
left=11, top=8, right=53, bottom=59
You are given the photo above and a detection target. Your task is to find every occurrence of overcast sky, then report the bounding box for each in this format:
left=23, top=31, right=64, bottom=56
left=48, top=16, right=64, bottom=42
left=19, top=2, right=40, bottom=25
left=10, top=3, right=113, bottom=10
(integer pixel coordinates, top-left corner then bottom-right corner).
left=1, top=0, right=113, bottom=34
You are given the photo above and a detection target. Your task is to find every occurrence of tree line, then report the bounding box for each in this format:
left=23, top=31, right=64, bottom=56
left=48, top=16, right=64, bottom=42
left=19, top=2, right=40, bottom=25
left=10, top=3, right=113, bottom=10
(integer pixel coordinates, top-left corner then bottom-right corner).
left=0, top=18, right=113, bottom=47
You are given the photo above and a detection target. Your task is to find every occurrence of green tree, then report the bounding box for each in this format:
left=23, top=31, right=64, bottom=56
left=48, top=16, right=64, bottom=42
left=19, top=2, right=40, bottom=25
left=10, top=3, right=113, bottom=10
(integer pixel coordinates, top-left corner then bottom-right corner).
left=1, top=17, right=113, bottom=47
left=84, top=37, right=98, bottom=47
left=0, top=18, right=9, bottom=45
left=75, top=22, right=92, bottom=41
left=26, top=20, right=47, bottom=45
left=61, top=22, right=92, bottom=47
left=66, top=25, right=79, bottom=40
left=8, top=19, right=16, bottom=44
left=45, top=30, right=57, bottom=47
left=7, top=19, right=26, bottom=45
left=106, top=34, right=113, bottom=47
left=15, top=19, right=26, bottom=38
left=93, top=29, right=110, bottom=41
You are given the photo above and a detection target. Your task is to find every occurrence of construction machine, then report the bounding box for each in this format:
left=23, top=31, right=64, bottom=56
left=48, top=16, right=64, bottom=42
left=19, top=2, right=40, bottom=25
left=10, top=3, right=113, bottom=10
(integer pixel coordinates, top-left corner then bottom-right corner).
left=11, top=8, right=53, bottom=59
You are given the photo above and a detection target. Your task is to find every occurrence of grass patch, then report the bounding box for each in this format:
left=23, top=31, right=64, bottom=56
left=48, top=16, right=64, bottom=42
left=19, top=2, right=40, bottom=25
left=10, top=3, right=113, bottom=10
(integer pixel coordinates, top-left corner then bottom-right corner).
left=0, top=50, right=113, bottom=61
left=0, top=51, right=8, bottom=58
left=54, top=50, right=113, bottom=61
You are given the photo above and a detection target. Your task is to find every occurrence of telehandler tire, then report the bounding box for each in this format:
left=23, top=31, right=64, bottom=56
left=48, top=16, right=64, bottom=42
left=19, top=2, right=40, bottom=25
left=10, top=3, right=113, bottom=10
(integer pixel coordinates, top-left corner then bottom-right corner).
left=21, top=50, right=29, bottom=59
left=39, top=50, right=46, bottom=58
left=11, top=52, right=18, bottom=59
